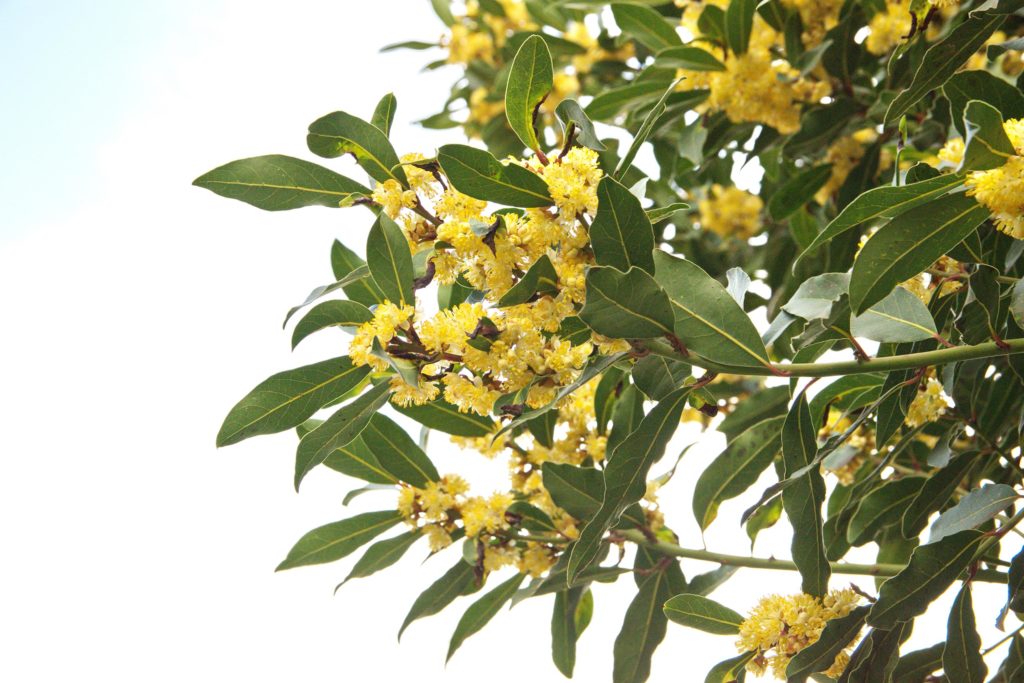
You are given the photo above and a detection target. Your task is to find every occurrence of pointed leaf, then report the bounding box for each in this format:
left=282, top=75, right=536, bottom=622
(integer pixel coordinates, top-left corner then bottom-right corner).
left=663, top=594, right=743, bottom=634
left=505, top=35, right=553, bottom=152
left=552, top=587, right=587, bottom=677
left=847, top=476, right=927, bottom=547
left=929, top=483, right=1017, bottom=543
left=943, top=583, right=987, bottom=683
left=850, top=287, right=937, bottom=343
left=330, top=239, right=387, bottom=307
left=276, top=510, right=402, bottom=570
left=590, top=177, right=656, bottom=273
left=786, top=605, right=870, bottom=681
left=655, top=45, right=725, bottom=71
left=307, top=110, right=408, bottom=185
left=612, top=3, right=681, bottom=52
left=447, top=573, right=525, bottom=661
left=705, top=652, right=753, bottom=683
left=901, top=452, right=977, bottom=538
left=360, top=413, right=439, bottom=487
left=962, top=99, right=1016, bottom=171
left=371, top=93, right=397, bottom=137
left=323, top=435, right=397, bottom=484
left=291, top=300, right=373, bottom=349
left=393, top=398, right=494, bottom=437
left=631, top=355, right=692, bottom=401
left=613, top=565, right=674, bottom=683
left=725, top=0, right=757, bottom=55
left=555, top=99, right=606, bottom=151
left=768, top=164, right=833, bottom=221
left=497, top=254, right=559, bottom=307
left=892, top=643, right=944, bottom=683
left=579, top=266, right=675, bottom=338
left=366, top=214, right=414, bottom=306
left=438, top=144, right=553, bottom=207
left=343, top=530, right=421, bottom=584
left=399, top=559, right=481, bottom=639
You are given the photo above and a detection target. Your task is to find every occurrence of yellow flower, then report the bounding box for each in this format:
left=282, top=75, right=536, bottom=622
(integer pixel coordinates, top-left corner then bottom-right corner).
left=965, top=118, right=1024, bottom=238
left=780, top=0, right=844, bottom=45
left=935, top=137, right=965, bottom=169
left=738, top=589, right=861, bottom=679
left=905, top=377, right=949, bottom=427
left=866, top=1, right=913, bottom=56
left=699, top=184, right=764, bottom=239
left=446, top=22, right=495, bottom=65
left=537, top=146, right=603, bottom=220
left=816, top=135, right=867, bottom=204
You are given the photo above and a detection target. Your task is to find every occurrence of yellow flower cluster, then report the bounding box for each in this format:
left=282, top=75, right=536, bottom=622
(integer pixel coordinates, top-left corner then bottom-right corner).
left=965, top=119, right=1024, bottom=239
left=698, top=184, right=764, bottom=240
left=818, top=408, right=874, bottom=485
left=779, top=0, right=844, bottom=46
left=815, top=130, right=879, bottom=204
left=905, top=376, right=949, bottom=428
left=738, top=589, right=861, bottom=679
left=865, top=0, right=914, bottom=56
left=676, top=15, right=831, bottom=134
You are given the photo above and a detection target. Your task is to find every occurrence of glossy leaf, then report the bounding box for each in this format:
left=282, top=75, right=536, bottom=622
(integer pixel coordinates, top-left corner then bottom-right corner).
left=393, top=398, right=494, bottom=437
left=505, top=35, right=553, bottom=152
left=663, top=594, right=743, bottom=634
left=962, top=99, right=1015, bottom=171
left=580, top=265, right=675, bottom=338
left=322, top=434, right=397, bottom=484
left=366, top=214, right=414, bottom=306
left=612, top=3, right=681, bottom=52
left=555, top=99, right=605, bottom=151
left=276, top=510, right=402, bottom=570
left=371, top=92, right=397, bottom=137
left=437, top=144, right=553, bottom=207
left=291, top=300, right=373, bottom=349
left=217, top=357, right=369, bottom=447
left=590, top=176, right=656, bottom=273
left=307, top=110, right=408, bottom=185
left=850, top=286, right=937, bottom=343
left=193, top=155, right=371, bottom=211
left=447, top=573, right=525, bottom=661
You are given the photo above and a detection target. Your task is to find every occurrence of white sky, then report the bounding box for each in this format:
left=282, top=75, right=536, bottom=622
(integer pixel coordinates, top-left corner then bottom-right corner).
left=0, top=2, right=1017, bottom=681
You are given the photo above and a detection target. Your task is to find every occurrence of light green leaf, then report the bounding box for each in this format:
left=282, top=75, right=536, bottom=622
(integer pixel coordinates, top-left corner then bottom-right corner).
left=781, top=393, right=829, bottom=597
left=366, top=214, right=414, bottom=306
left=291, top=300, right=373, bottom=349
left=371, top=93, right=397, bottom=137
left=505, top=35, right=553, bottom=153
left=849, top=191, right=989, bottom=314
left=590, top=177, right=656, bottom=273
left=850, top=286, right=937, bottom=343
left=645, top=202, right=689, bottom=223
left=867, top=529, right=984, bottom=629
left=193, top=155, right=372, bottom=211
left=663, top=594, right=743, bottom=634
left=781, top=272, right=850, bottom=321
left=612, top=3, right=682, bottom=52
left=276, top=510, right=402, bottom=570
left=930, top=483, right=1018, bottom=542
left=294, top=382, right=392, bottom=490
left=437, top=144, right=553, bottom=207
left=705, top=652, right=753, bottom=683
left=447, top=573, right=525, bottom=661
left=653, top=250, right=772, bottom=369
left=307, top=110, right=408, bottom=186
left=342, top=530, right=421, bottom=584
left=692, top=416, right=784, bottom=530
left=580, top=265, right=675, bottom=338
left=217, top=357, right=369, bottom=447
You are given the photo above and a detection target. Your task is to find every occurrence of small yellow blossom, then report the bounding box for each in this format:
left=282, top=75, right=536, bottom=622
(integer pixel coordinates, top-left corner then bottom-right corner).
left=866, top=1, right=913, bottom=56
left=965, top=119, right=1024, bottom=238
left=905, top=377, right=949, bottom=427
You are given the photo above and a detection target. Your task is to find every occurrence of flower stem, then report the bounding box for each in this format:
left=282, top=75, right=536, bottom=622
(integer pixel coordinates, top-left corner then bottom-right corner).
left=643, top=337, right=1024, bottom=378
left=618, top=529, right=1008, bottom=583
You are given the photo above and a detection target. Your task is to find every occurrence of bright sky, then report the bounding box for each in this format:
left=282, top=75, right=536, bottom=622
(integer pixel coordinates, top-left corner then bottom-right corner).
left=0, top=2, right=1016, bottom=682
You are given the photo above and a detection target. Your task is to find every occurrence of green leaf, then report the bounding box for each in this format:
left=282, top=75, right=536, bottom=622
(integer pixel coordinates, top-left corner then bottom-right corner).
left=217, top=357, right=370, bottom=447
left=781, top=393, right=829, bottom=597
left=785, top=605, right=870, bottom=681
left=842, top=623, right=909, bottom=682
left=551, top=587, right=588, bottom=677
left=962, top=99, right=1016, bottom=171
left=867, top=529, right=984, bottom=630
left=437, top=144, right=553, bottom=207
left=645, top=202, right=689, bottom=223
left=507, top=501, right=556, bottom=533
left=275, top=510, right=402, bottom=570
left=322, top=435, right=397, bottom=484
left=784, top=97, right=859, bottom=157
left=193, top=155, right=372, bottom=211
left=359, top=414, right=439, bottom=487
left=590, top=177, right=656, bottom=273
left=567, top=388, right=691, bottom=581
left=342, top=530, right=421, bottom=584
left=614, top=81, right=674, bottom=179
left=782, top=272, right=850, bottom=321
left=807, top=373, right=884, bottom=426
left=663, top=594, right=743, bottom=634
left=794, top=173, right=966, bottom=268
left=850, top=286, right=937, bottom=343
left=930, top=483, right=1017, bottom=543
left=585, top=78, right=685, bottom=121
left=653, top=250, right=771, bottom=370
left=655, top=45, right=725, bottom=71
left=393, top=398, right=494, bottom=437
left=430, top=0, right=456, bottom=25
left=291, top=300, right=373, bottom=349
left=692, top=416, right=785, bottom=530
left=943, top=583, right=987, bottom=683
left=370, top=93, right=397, bottom=137
left=849, top=192, right=990, bottom=314
left=330, top=239, right=387, bottom=307
left=307, top=110, right=407, bottom=186
left=543, top=463, right=605, bottom=521
left=281, top=266, right=375, bottom=327
left=846, top=476, right=927, bottom=547
left=447, top=573, right=524, bottom=661
left=901, top=452, right=976, bottom=538
left=718, top=386, right=790, bottom=441
left=294, top=382, right=392, bottom=490
left=705, top=653, right=753, bottom=683
left=505, top=35, right=553, bottom=153
left=613, top=563, right=676, bottom=683
left=497, top=254, right=559, bottom=307
left=885, top=9, right=1010, bottom=124
left=366, top=214, right=414, bottom=306
left=1000, top=635, right=1024, bottom=681
left=554, top=99, right=606, bottom=151
left=399, top=559, right=481, bottom=639
left=631, top=355, right=692, bottom=401
left=892, top=643, right=945, bottom=683
left=612, top=3, right=681, bottom=52
left=579, top=266, right=675, bottom=338
left=767, top=164, right=833, bottom=221
left=944, top=70, right=1024, bottom=138
left=724, top=0, right=757, bottom=55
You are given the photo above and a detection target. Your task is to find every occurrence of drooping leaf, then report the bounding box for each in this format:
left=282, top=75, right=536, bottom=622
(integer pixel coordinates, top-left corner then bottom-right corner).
left=505, top=35, right=553, bottom=152
left=692, top=416, right=784, bottom=530
left=217, top=357, right=370, bottom=447
left=447, top=573, right=525, bottom=661
left=307, top=110, right=408, bottom=185
left=612, top=3, right=682, bottom=52
left=330, top=239, right=387, bottom=307
left=193, top=155, right=372, bottom=211
left=944, top=70, right=1024, bottom=138
left=785, top=606, right=870, bottom=681
left=342, top=530, right=421, bottom=584
left=891, top=643, right=945, bottom=683
left=704, top=652, right=753, bottom=683
left=901, top=451, right=976, bottom=538
left=929, top=483, right=1017, bottom=543
left=849, top=191, right=990, bottom=314
left=437, top=144, right=553, bottom=207
left=590, top=177, right=656, bottom=273
left=291, top=300, right=373, bottom=349
left=782, top=272, right=851, bottom=321
left=366, top=214, right=415, bottom=306
left=276, top=510, right=402, bottom=571
left=867, top=529, right=984, bottom=629
left=393, top=398, right=495, bottom=437
left=942, top=583, right=987, bottom=683
left=653, top=251, right=772, bottom=369
left=613, top=561, right=678, bottom=683
left=579, top=265, right=675, bottom=338
left=781, top=393, right=829, bottom=597
left=846, top=476, right=927, bottom=547
left=399, top=559, right=481, bottom=639
left=663, top=594, right=743, bottom=634
left=359, top=413, right=440, bottom=487
left=294, top=382, right=392, bottom=490
left=850, top=286, right=937, bottom=343
left=962, top=99, right=1016, bottom=171
left=551, top=587, right=588, bottom=677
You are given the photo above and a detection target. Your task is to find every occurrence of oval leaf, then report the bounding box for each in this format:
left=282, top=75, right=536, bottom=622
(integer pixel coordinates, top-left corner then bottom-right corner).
left=663, top=594, right=743, bottom=635
left=505, top=35, right=553, bottom=153
left=437, top=144, right=553, bottom=207
left=366, top=214, right=414, bottom=306
left=306, top=110, right=408, bottom=185
left=580, top=265, right=675, bottom=339
left=275, top=510, right=402, bottom=571
left=930, top=483, right=1018, bottom=543
left=591, top=176, right=656, bottom=274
